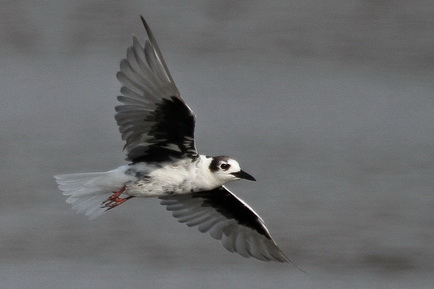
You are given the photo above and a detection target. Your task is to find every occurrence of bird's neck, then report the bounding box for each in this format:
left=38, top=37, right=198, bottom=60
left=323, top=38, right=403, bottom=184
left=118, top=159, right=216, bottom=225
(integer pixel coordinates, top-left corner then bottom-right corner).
left=192, top=155, right=222, bottom=191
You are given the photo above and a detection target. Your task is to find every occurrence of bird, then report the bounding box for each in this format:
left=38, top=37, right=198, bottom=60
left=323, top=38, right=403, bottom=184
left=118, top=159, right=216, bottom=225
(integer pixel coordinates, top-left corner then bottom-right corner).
left=55, top=16, right=289, bottom=263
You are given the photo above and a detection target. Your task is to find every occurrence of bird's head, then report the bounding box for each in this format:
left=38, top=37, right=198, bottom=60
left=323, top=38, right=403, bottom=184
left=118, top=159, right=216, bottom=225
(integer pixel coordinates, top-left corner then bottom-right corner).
left=208, top=156, right=256, bottom=185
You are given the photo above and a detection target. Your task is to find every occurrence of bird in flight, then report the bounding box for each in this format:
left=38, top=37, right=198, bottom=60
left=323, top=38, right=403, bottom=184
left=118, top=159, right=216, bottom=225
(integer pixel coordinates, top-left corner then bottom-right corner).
left=55, top=16, right=289, bottom=263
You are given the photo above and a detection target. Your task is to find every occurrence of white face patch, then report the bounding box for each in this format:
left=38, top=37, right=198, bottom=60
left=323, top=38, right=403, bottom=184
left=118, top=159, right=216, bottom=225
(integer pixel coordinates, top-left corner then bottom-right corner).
left=225, top=159, right=241, bottom=173
left=208, top=157, right=244, bottom=185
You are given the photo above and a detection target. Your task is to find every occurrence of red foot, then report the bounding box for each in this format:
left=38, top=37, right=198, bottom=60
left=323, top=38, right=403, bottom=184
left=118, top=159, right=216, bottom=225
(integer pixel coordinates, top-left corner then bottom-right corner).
left=101, top=186, right=134, bottom=210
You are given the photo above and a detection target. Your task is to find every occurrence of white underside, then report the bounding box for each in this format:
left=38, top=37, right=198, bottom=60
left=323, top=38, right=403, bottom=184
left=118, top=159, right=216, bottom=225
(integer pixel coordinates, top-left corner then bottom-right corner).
left=54, top=156, right=222, bottom=219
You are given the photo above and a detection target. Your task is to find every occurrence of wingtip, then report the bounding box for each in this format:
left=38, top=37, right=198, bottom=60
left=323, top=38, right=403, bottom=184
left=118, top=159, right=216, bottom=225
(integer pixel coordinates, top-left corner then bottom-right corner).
left=140, top=15, right=151, bottom=35
left=136, top=14, right=178, bottom=89
left=140, top=15, right=146, bottom=25
left=283, top=254, right=308, bottom=273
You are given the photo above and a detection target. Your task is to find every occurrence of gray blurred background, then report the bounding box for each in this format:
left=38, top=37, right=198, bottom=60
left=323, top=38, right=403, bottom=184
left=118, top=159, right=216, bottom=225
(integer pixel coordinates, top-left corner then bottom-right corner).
left=1, top=0, right=434, bottom=288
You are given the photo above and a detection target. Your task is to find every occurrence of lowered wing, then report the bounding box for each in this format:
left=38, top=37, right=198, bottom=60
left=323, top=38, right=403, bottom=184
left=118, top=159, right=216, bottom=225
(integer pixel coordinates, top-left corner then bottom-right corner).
left=159, top=186, right=289, bottom=263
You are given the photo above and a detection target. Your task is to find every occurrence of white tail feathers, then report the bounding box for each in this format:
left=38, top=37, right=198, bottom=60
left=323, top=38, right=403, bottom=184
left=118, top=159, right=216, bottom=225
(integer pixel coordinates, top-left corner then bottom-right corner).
left=54, top=168, right=132, bottom=220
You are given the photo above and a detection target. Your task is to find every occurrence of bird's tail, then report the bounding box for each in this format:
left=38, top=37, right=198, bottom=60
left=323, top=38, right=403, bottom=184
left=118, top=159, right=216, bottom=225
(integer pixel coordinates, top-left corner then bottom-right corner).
left=54, top=169, right=131, bottom=220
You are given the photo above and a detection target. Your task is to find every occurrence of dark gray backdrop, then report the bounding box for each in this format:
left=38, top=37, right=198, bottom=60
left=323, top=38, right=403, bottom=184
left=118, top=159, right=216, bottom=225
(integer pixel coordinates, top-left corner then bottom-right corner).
left=1, top=1, right=433, bottom=288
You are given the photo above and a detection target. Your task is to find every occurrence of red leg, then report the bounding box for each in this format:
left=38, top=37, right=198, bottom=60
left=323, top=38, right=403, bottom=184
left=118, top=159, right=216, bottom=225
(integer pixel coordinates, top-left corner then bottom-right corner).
left=101, top=186, right=134, bottom=210
left=108, top=186, right=126, bottom=200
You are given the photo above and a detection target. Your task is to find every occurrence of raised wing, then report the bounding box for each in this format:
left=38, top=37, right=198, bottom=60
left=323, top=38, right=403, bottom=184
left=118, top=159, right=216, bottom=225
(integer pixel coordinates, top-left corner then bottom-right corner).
left=159, top=186, right=289, bottom=263
left=115, top=16, right=198, bottom=163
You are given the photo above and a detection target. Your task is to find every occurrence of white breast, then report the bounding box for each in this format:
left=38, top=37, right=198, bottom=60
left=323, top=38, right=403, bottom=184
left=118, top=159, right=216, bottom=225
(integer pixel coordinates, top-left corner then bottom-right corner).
left=124, top=156, right=216, bottom=197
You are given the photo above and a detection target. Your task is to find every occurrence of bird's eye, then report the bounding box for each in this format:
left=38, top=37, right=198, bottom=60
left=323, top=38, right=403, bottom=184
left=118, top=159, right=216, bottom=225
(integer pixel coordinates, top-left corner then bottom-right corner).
left=220, top=163, right=230, bottom=170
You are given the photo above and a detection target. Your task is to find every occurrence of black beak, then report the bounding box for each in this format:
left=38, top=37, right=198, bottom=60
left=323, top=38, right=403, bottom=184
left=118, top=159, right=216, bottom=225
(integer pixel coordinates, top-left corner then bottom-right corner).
left=231, top=170, right=256, bottom=181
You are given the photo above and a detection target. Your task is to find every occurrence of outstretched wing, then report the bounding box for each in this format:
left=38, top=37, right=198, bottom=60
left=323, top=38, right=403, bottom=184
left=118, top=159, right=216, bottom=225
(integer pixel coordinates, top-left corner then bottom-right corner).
left=115, top=16, right=198, bottom=163
left=159, top=186, right=289, bottom=263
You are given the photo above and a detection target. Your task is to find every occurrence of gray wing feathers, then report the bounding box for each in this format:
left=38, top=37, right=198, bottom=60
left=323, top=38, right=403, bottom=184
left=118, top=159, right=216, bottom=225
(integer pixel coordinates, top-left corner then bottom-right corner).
left=116, top=37, right=174, bottom=151
left=140, top=16, right=177, bottom=86
left=115, top=18, right=198, bottom=162
left=159, top=194, right=289, bottom=263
